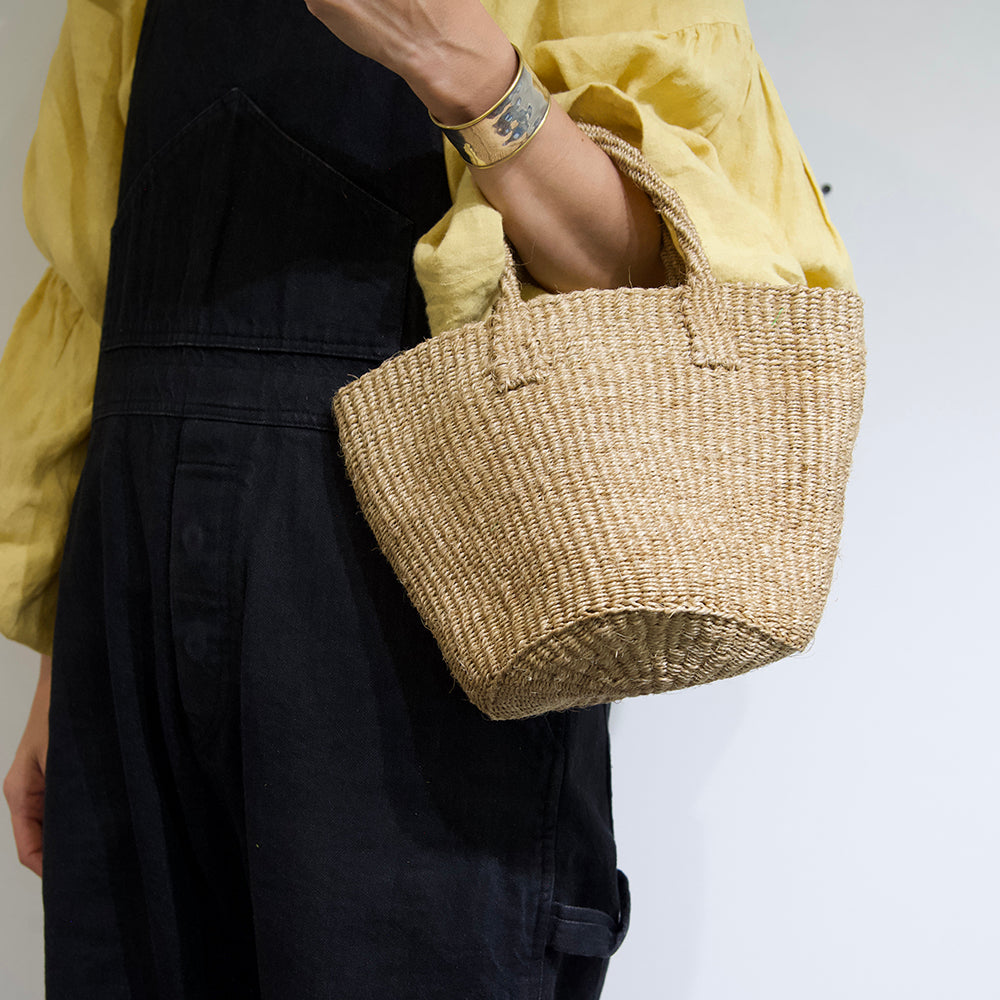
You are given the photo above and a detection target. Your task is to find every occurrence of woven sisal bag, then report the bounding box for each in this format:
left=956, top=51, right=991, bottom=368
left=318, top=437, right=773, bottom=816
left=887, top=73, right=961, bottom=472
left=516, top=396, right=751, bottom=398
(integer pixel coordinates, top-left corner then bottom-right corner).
left=332, top=124, right=866, bottom=721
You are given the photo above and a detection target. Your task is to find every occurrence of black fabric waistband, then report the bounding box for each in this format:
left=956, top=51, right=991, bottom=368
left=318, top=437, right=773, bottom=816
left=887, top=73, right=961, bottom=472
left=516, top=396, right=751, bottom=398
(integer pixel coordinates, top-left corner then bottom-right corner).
left=91, top=343, right=384, bottom=430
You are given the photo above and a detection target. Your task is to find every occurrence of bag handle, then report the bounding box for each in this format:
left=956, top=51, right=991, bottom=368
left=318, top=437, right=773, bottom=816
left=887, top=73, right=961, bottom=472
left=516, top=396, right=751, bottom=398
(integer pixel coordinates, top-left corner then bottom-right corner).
left=488, top=123, right=738, bottom=393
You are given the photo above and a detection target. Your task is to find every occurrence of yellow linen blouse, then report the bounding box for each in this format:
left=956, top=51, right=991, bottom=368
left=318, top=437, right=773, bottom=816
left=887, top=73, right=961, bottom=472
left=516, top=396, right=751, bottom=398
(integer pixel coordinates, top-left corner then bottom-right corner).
left=0, top=0, right=857, bottom=656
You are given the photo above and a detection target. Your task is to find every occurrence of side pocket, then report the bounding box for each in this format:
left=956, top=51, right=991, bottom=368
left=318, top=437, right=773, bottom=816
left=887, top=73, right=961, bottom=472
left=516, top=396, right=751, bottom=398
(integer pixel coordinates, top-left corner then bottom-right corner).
left=547, top=868, right=631, bottom=958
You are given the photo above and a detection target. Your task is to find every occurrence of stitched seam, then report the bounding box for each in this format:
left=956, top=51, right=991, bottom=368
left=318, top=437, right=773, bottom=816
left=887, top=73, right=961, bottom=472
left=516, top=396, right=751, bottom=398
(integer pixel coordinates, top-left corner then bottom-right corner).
left=90, top=409, right=330, bottom=431
left=100, top=335, right=392, bottom=363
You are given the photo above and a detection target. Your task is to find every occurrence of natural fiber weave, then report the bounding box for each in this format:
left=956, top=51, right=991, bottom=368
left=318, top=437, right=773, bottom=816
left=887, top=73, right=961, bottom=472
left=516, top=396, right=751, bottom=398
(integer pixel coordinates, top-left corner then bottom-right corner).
left=332, top=124, right=866, bottom=721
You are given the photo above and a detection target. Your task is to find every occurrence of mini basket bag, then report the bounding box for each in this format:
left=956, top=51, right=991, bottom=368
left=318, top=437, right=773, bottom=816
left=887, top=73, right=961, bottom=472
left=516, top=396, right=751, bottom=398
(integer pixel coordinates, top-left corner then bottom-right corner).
left=332, top=124, right=866, bottom=721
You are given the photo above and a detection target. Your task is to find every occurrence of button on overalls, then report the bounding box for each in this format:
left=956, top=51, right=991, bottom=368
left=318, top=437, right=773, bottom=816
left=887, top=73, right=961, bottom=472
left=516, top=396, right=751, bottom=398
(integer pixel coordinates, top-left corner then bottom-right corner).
left=42, top=2, right=629, bottom=997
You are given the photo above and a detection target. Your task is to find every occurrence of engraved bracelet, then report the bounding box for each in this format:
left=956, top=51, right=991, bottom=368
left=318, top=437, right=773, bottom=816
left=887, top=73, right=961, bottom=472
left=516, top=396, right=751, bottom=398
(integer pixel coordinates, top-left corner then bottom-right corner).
left=428, top=45, right=551, bottom=168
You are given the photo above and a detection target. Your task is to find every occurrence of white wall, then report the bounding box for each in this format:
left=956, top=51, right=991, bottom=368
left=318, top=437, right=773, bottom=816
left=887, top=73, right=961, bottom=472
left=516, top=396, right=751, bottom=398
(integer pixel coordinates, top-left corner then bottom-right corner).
left=2, top=2, right=997, bottom=998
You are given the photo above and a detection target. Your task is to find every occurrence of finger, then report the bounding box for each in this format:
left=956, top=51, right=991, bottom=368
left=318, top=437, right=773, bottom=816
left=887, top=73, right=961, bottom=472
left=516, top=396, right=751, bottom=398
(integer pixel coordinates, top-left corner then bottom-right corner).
left=5, top=757, right=46, bottom=878
left=10, top=810, right=43, bottom=878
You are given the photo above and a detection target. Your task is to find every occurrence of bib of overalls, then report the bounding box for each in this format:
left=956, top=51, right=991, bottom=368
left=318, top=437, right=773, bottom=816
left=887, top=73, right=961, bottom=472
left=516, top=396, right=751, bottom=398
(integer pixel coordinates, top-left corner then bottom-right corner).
left=104, top=0, right=453, bottom=361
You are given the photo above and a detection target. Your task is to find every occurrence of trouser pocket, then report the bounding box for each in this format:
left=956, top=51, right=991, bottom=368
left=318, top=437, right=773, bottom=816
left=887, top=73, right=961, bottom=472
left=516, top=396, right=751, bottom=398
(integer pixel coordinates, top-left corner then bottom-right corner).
left=547, top=868, right=631, bottom=958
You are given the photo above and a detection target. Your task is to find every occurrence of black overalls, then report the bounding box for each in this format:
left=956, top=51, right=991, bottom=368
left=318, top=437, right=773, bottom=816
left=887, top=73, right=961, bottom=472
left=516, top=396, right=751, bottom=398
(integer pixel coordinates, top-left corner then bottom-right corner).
left=42, top=2, right=629, bottom=997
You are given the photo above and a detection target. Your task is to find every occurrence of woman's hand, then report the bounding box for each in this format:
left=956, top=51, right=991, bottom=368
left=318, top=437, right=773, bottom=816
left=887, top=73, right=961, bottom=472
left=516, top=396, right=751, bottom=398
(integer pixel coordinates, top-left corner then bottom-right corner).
left=302, top=0, right=470, bottom=76
left=3, top=653, right=51, bottom=878
left=302, top=0, right=516, bottom=122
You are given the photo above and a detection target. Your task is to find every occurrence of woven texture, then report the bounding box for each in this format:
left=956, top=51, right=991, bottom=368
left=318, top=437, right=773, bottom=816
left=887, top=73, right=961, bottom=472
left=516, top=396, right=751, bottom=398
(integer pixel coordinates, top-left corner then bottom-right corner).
left=332, top=124, right=866, bottom=721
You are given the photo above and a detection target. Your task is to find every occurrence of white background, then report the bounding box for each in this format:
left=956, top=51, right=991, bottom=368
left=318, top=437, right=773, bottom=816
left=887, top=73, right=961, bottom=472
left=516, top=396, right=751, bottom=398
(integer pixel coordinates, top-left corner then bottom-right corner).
left=2, top=2, right=998, bottom=998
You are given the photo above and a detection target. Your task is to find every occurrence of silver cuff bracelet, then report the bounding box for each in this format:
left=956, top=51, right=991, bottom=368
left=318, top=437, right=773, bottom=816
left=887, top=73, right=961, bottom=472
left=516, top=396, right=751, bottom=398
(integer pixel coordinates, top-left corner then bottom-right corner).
left=429, top=45, right=552, bottom=168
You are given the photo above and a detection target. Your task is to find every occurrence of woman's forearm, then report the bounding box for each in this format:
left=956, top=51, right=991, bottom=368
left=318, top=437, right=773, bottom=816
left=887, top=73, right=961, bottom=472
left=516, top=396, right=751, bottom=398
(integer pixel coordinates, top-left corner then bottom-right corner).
left=303, top=0, right=666, bottom=294
left=473, top=101, right=668, bottom=293
left=408, top=22, right=667, bottom=294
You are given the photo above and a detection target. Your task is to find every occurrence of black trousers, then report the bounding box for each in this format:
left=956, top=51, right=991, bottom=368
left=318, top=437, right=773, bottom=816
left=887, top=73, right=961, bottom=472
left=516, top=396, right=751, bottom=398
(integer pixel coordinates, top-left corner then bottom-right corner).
left=44, top=342, right=628, bottom=999
left=41, top=5, right=629, bottom=993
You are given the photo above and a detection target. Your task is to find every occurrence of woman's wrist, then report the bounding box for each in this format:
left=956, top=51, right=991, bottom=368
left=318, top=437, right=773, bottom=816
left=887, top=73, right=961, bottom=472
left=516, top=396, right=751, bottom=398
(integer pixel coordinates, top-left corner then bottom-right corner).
left=400, top=9, right=517, bottom=125
left=380, top=0, right=665, bottom=294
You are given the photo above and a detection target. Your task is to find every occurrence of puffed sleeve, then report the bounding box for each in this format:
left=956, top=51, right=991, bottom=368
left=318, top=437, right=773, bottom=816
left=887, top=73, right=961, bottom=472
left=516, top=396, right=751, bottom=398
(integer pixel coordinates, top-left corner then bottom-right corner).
left=414, top=0, right=858, bottom=335
left=0, top=0, right=146, bottom=656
